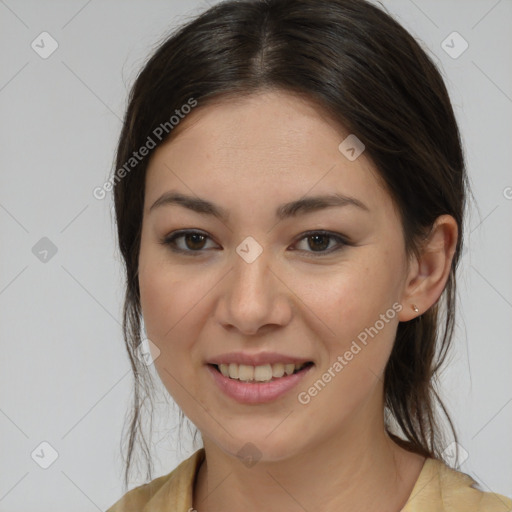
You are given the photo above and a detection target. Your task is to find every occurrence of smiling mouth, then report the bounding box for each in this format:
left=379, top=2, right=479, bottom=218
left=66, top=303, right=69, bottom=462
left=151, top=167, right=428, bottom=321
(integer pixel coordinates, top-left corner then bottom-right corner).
left=210, top=362, right=314, bottom=383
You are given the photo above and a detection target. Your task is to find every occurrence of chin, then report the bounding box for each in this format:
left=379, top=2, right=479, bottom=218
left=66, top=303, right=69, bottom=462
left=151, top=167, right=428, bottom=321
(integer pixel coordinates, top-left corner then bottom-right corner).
left=202, top=422, right=308, bottom=465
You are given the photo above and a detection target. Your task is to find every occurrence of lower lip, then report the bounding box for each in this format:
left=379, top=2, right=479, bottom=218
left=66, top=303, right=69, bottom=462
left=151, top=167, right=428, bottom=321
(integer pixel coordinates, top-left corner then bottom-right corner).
left=207, top=364, right=313, bottom=404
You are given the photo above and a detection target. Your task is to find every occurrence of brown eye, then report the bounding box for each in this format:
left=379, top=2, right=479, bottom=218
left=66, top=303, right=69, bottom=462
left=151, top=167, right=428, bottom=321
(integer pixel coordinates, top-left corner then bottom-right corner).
left=183, top=233, right=207, bottom=250
left=293, top=231, right=348, bottom=256
left=160, top=230, right=217, bottom=255
left=306, top=234, right=330, bottom=251
left=161, top=230, right=348, bottom=257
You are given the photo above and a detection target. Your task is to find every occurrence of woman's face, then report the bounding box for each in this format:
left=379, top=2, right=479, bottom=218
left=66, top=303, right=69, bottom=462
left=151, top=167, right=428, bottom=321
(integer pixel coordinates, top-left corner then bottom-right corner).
left=138, top=90, right=412, bottom=461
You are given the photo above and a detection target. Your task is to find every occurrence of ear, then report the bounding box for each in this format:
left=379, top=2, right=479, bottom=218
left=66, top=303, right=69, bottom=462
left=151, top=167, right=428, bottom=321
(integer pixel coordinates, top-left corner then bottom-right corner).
left=398, top=214, right=458, bottom=322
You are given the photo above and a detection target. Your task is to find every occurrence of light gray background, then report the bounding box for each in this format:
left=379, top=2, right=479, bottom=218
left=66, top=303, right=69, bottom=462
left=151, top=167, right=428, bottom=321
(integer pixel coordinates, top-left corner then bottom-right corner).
left=1, top=0, right=511, bottom=510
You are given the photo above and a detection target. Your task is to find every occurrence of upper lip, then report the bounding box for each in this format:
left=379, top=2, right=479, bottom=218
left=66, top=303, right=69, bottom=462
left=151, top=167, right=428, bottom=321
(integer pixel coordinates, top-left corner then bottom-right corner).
left=207, top=352, right=313, bottom=366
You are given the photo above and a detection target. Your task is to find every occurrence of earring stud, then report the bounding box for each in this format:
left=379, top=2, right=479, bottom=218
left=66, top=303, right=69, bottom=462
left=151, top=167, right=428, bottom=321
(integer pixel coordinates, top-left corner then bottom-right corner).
left=411, top=304, right=419, bottom=313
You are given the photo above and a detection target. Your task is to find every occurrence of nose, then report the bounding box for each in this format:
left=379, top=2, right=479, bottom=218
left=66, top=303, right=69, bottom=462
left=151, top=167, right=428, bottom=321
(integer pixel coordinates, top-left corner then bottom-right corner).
left=215, top=247, right=292, bottom=336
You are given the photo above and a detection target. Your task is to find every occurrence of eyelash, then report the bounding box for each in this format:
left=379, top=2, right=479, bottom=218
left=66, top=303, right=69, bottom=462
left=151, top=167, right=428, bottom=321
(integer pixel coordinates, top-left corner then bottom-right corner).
left=159, top=230, right=350, bottom=257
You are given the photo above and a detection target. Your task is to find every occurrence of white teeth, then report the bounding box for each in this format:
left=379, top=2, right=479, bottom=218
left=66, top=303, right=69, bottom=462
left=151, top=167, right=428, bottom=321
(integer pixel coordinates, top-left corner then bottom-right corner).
left=272, top=363, right=285, bottom=378
left=238, top=364, right=254, bottom=381
left=284, top=363, right=295, bottom=376
left=216, top=362, right=308, bottom=382
left=228, top=363, right=239, bottom=379
left=254, top=364, right=273, bottom=382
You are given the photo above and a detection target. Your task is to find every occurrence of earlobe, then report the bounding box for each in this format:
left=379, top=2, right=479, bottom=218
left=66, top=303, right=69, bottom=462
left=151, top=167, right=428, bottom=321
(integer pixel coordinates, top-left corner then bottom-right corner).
left=398, top=214, right=458, bottom=322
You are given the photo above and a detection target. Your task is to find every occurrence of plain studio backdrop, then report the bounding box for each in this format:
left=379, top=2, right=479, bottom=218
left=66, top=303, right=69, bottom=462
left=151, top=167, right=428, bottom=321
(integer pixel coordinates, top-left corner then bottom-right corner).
left=1, top=0, right=511, bottom=510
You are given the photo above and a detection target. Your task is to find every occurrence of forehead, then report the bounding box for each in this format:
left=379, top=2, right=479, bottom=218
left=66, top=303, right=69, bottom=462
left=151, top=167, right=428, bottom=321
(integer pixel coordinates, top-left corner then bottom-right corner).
left=145, top=90, right=390, bottom=214
left=159, top=90, right=350, bottom=162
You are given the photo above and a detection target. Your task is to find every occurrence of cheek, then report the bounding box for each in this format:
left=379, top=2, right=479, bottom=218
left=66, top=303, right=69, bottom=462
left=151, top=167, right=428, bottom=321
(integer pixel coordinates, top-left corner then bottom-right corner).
left=293, top=254, right=400, bottom=334
left=288, top=247, right=403, bottom=389
left=139, top=267, right=174, bottom=341
left=139, top=270, right=202, bottom=351
left=138, top=246, right=218, bottom=382
left=138, top=249, right=189, bottom=376
left=138, top=241, right=200, bottom=342
left=138, top=261, right=204, bottom=411
left=293, top=261, right=401, bottom=429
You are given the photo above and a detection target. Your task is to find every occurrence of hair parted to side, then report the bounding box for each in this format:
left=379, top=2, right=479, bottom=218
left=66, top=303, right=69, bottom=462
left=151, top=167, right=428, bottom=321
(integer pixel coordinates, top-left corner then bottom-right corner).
left=112, top=0, right=468, bottom=490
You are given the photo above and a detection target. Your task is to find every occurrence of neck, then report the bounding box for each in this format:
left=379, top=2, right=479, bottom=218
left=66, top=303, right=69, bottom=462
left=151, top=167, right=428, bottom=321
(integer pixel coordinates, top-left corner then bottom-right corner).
left=193, top=404, right=426, bottom=512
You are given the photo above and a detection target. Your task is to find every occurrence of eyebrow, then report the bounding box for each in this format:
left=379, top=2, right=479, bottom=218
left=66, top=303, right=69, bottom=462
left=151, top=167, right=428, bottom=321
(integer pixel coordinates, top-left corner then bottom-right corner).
left=149, top=190, right=369, bottom=221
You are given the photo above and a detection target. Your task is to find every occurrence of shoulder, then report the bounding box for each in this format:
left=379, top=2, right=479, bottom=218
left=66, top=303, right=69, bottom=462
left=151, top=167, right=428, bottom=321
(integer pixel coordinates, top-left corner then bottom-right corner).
left=105, top=448, right=205, bottom=512
left=403, top=457, right=512, bottom=512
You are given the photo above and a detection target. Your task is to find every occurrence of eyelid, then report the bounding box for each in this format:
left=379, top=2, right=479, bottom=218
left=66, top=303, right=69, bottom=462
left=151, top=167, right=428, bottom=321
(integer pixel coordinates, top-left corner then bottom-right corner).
left=160, top=229, right=349, bottom=256
left=291, top=230, right=349, bottom=256
left=160, top=229, right=219, bottom=255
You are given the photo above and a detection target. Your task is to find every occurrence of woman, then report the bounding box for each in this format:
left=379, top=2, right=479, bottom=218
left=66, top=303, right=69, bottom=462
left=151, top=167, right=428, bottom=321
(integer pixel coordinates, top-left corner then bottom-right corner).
left=106, top=0, right=512, bottom=510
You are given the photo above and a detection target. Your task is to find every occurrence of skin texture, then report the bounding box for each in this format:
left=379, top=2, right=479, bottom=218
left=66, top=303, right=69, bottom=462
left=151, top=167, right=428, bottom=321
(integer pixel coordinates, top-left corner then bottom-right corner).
left=138, top=90, right=458, bottom=511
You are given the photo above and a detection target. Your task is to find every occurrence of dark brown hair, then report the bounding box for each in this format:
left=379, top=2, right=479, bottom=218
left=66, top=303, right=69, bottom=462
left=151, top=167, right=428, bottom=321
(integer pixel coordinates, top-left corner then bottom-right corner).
left=112, top=0, right=468, bottom=489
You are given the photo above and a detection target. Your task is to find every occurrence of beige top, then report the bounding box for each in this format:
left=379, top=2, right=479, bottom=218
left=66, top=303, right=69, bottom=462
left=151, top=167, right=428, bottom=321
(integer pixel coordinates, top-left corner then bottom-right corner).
left=106, top=448, right=512, bottom=511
